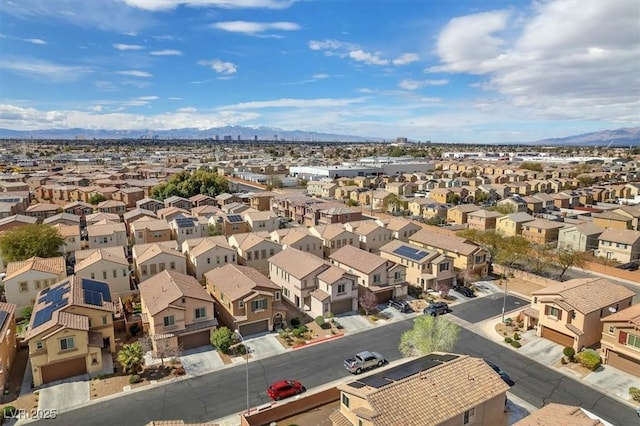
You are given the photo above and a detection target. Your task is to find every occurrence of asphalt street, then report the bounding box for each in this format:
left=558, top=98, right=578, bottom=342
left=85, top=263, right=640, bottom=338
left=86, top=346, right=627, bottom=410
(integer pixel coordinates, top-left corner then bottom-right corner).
left=450, top=293, right=528, bottom=323
left=37, top=315, right=638, bottom=426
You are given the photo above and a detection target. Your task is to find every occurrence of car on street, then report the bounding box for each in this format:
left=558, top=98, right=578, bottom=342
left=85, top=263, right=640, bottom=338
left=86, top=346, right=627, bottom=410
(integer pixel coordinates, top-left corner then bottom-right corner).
left=453, top=285, right=476, bottom=298
left=485, top=361, right=515, bottom=387
left=423, top=302, right=450, bottom=316
left=344, top=351, right=386, bottom=374
left=388, top=298, right=412, bottom=313
left=267, top=380, right=305, bottom=401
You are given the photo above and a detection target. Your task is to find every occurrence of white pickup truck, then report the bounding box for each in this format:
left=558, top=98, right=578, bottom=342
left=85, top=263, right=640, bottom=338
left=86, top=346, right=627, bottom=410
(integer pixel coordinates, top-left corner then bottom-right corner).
left=343, top=351, right=386, bottom=374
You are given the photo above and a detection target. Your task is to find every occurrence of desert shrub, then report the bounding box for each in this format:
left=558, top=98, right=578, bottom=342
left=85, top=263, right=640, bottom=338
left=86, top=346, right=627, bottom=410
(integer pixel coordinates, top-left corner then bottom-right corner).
left=278, top=329, right=287, bottom=338
left=315, top=316, right=325, bottom=327
left=629, top=386, right=640, bottom=402
left=173, top=367, right=186, bottom=376
left=290, top=317, right=301, bottom=327
left=357, top=307, right=366, bottom=315
left=370, top=316, right=378, bottom=322
left=504, top=337, right=513, bottom=344
left=563, top=346, right=575, bottom=360
left=511, top=340, right=521, bottom=348
left=292, top=326, right=307, bottom=338
left=129, top=374, right=141, bottom=384
left=513, top=332, right=520, bottom=341
left=504, top=318, right=513, bottom=325
left=561, top=357, right=568, bottom=365
left=576, top=350, right=601, bottom=371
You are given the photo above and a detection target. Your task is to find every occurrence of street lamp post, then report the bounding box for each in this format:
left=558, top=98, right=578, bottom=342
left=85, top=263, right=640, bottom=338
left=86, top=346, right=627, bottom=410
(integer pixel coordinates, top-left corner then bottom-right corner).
left=235, top=329, right=250, bottom=416
left=501, top=274, right=508, bottom=324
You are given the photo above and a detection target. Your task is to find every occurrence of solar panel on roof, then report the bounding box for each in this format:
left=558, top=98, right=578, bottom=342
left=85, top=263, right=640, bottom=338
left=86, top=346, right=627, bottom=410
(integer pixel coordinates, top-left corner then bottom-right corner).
left=358, top=375, right=393, bottom=389
left=347, top=381, right=366, bottom=389
left=227, top=215, right=243, bottom=223
left=32, top=308, right=53, bottom=328
left=83, top=289, right=103, bottom=306
left=393, top=245, right=428, bottom=261
left=81, top=279, right=112, bottom=303
left=175, top=216, right=195, bottom=228
left=0, top=311, right=8, bottom=331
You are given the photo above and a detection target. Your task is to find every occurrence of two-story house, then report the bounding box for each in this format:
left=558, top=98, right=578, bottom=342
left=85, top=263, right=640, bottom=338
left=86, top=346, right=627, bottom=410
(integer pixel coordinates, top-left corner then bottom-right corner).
left=595, top=228, right=640, bottom=263
left=379, top=217, right=422, bottom=242
left=228, top=233, right=282, bottom=276
left=244, top=210, right=279, bottom=233
left=467, top=209, right=502, bottom=231
left=168, top=215, right=209, bottom=250
left=345, top=221, right=394, bottom=254
left=24, top=276, right=116, bottom=387
left=139, top=270, right=217, bottom=352
left=87, top=221, right=128, bottom=250
left=74, top=248, right=131, bottom=298
left=269, top=229, right=325, bottom=259
left=0, top=302, right=17, bottom=390
left=136, top=198, right=165, bottom=213
left=521, top=219, right=565, bottom=246
left=205, top=264, right=287, bottom=335
left=329, top=245, right=407, bottom=304
left=495, top=212, right=535, bottom=237
left=524, top=278, right=634, bottom=351
left=132, top=242, right=187, bottom=283
left=309, top=223, right=358, bottom=258
left=557, top=223, right=604, bottom=252
left=3, top=256, right=67, bottom=318
left=129, top=217, right=173, bottom=246
left=446, top=204, right=481, bottom=225
left=600, top=304, right=640, bottom=377
left=182, top=236, right=237, bottom=283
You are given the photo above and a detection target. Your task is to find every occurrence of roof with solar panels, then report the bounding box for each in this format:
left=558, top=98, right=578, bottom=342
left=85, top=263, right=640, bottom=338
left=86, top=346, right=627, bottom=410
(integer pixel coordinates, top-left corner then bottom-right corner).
left=24, top=275, right=115, bottom=340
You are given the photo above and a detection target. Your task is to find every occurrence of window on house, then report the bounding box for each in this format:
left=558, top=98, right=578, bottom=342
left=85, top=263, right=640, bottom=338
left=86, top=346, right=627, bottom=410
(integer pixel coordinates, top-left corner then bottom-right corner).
left=34, top=280, right=41, bottom=290
left=195, top=307, right=206, bottom=319
left=394, top=271, right=401, bottom=280
left=627, top=334, right=640, bottom=348
left=102, top=271, right=107, bottom=279
left=238, top=300, right=244, bottom=309
left=19, top=282, right=28, bottom=292
left=439, top=263, right=450, bottom=272
left=463, top=407, right=475, bottom=425
left=113, top=270, right=117, bottom=278
left=373, top=274, right=380, bottom=283
left=123, top=269, right=127, bottom=277
left=274, top=291, right=281, bottom=301
left=207, top=257, right=211, bottom=264
left=608, top=325, right=615, bottom=334
left=159, top=262, right=166, bottom=272
left=90, top=272, right=96, bottom=279
left=341, top=393, right=350, bottom=408
left=337, top=284, right=346, bottom=294
left=170, top=262, right=175, bottom=270
left=102, top=316, right=108, bottom=325
left=35, top=341, right=44, bottom=350
left=548, top=306, right=560, bottom=318
left=251, top=299, right=267, bottom=312
left=163, top=316, right=175, bottom=327
left=60, top=337, right=75, bottom=351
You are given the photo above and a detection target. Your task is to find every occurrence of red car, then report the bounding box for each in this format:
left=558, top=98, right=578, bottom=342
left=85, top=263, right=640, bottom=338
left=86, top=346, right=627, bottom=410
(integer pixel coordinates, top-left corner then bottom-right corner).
left=267, top=380, right=305, bottom=401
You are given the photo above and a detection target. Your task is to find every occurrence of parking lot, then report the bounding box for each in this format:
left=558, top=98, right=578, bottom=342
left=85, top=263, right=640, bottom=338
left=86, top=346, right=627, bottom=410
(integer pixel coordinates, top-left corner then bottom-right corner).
left=450, top=293, right=528, bottom=324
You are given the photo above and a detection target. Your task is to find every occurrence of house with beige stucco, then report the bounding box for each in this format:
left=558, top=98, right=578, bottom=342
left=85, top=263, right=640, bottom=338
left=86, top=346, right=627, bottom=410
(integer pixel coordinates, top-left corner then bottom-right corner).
left=345, top=221, right=393, bottom=254
left=244, top=210, right=279, bottom=233
left=132, top=241, right=187, bottom=283
left=269, top=229, right=325, bottom=259
left=24, top=276, right=116, bottom=387
left=50, top=223, right=82, bottom=257
left=168, top=215, right=209, bottom=249
left=139, top=270, right=217, bottom=353
left=0, top=302, right=17, bottom=391
left=378, top=217, right=422, bottom=243
left=600, top=304, right=640, bottom=377
left=495, top=212, right=535, bottom=237
left=182, top=236, right=237, bottom=283
left=130, top=217, right=173, bottom=246
left=74, top=248, right=131, bottom=298
left=87, top=221, right=128, bottom=250
left=228, top=233, right=282, bottom=276
left=595, top=228, right=640, bottom=263
left=309, top=223, right=358, bottom=258
left=205, top=263, right=287, bottom=336
left=3, top=256, right=67, bottom=318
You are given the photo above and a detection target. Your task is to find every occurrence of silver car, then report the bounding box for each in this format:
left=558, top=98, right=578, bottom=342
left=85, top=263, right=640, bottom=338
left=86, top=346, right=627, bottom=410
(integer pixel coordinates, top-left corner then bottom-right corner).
left=344, top=351, right=386, bottom=374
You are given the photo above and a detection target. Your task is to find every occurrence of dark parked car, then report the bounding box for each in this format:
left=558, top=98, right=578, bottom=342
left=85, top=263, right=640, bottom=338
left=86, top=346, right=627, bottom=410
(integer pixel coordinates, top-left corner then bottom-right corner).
left=267, top=380, right=305, bottom=401
left=485, top=361, right=515, bottom=387
left=453, top=285, right=476, bottom=298
left=423, top=302, right=450, bottom=316
left=388, top=298, right=412, bottom=313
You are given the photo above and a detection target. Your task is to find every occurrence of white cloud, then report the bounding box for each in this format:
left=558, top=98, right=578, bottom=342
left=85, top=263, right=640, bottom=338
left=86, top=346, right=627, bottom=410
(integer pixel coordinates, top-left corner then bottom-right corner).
left=135, top=96, right=159, bottom=101
left=168, top=97, right=183, bottom=100
left=311, top=73, right=329, bottom=80
left=114, top=43, right=145, bottom=51
left=221, top=97, right=367, bottom=109
left=150, top=49, right=183, bottom=56
left=177, top=107, right=197, bottom=113
left=429, top=1, right=640, bottom=122
left=213, top=21, right=300, bottom=35
left=392, top=53, right=419, bottom=66
left=117, top=70, right=153, bottom=77
left=0, top=58, right=91, bottom=81
left=198, top=59, right=237, bottom=75
left=308, top=39, right=357, bottom=52
left=398, top=79, right=449, bottom=91
left=122, top=0, right=295, bottom=11
left=348, top=50, right=389, bottom=66
left=23, top=38, right=47, bottom=45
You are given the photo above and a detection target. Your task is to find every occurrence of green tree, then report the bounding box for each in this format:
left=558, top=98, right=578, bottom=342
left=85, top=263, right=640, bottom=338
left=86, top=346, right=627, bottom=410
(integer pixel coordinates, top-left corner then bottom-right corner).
left=383, top=194, right=404, bottom=213
left=0, top=224, right=64, bottom=262
left=118, top=342, right=145, bottom=374
left=151, top=170, right=229, bottom=201
left=552, top=248, right=589, bottom=281
left=208, top=223, right=223, bottom=236
left=399, top=316, right=460, bottom=357
left=495, top=203, right=517, bottom=215
left=266, top=176, right=283, bottom=191
left=457, top=229, right=504, bottom=275
left=211, top=326, right=236, bottom=354
left=346, top=199, right=359, bottom=207
left=527, top=243, right=554, bottom=274
left=88, top=193, right=107, bottom=205
left=21, top=306, right=33, bottom=321
left=446, top=193, right=460, bottom=205
left=494, top=236, right=530, bottom=273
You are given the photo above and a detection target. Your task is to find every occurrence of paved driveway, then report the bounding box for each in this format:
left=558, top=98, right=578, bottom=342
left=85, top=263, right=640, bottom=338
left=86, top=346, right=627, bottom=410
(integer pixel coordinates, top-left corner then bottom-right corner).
left=244, top=333, right=287, bottom=360
left=180, top=346, right=225, bottom=376
left=451, top=293, right=528, bottom=324
left=38, top=376, right=90, bottom=413
left=335, top=312, right=372, bottom=333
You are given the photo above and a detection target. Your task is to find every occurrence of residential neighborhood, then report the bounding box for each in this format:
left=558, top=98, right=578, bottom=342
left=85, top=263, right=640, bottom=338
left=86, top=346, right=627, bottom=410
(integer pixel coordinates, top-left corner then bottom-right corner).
left=0, top=140, right=638, bottom=426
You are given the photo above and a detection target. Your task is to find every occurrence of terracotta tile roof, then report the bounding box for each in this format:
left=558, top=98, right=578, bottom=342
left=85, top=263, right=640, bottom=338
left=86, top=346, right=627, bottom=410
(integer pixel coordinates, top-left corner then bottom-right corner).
left=329, top=245, right=387, bottom=274
left=328, top=411, right=352, bottom=426
left=134, top=242, right=184, bottom=264
left=592, top=211, right=632, bottom=221
left=522, top=218, right=565, bottom=230
left=139, top=270, right=213, bottom=316
left=205, top=264, right=279, bottom=302
left=25, top=203, right=59, bottom=212
left=317, top=265, right=353, bottom=285
left=467, top=209, right=502, bottom=219
left=85, top=212, right=120, bottom=224
left=75, top=246, right=127, bottom=262
left=269, top=247, right=328, bottom=279
left=5, top=256, right=66, bottom=280
left=598, top=228, right=640, bottom=245
left=310, top=288, right=330, bottom=302
left=75, top=248, right=130, bottom=271
left=513, top=402, right=606, bottom=426
left=130, top=218, right=171, bottom=232
left=532, top=278, right=635, bottom=314
left=601, top=303, right=640, bottom=327
left=338, top=355, right=508, bottom=426
left=188, top=237, right=234, bottom=258
left=87, top=221, right=126, bottom=237
left=409, top=229, right=480, bottom=256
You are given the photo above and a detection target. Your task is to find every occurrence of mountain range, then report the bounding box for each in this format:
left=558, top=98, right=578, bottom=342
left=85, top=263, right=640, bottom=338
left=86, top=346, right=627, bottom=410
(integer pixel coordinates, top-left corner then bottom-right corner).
left=0, top=126, right=639, bottom=146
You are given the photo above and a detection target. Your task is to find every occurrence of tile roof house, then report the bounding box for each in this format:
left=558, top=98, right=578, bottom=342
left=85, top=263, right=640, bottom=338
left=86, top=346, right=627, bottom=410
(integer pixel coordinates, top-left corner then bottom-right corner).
left=182, top=236, right=237, bottom=283
left=344, top=221, right=394, bottom=254
left=329, top=245, right=408, bottom=304
left=25, top=203, right=60, bottom=222
left=466, top=209, right=502, bottom=231
left=525, top=278, right=635, bottom=351
left=42, top=212, right=81, bottom=227
left=96, top=199, right=127, bottom=216
left=74, top=248, right=131, bottom=298
left=3, top=256, right=67, bottom=317
left=0, top=302, right=17, bottom=390
left=24, top=275, right=117, bottom=387
left=168, top=215, right=209, bottom=249
left=600, top=304, right=640, bottom=377
left=379, top=240, right=455, bottom=293
left=376, top=217, right=422, bottom=242
left=123, top=208, right=158, bottom=232
left=595, top=228, right=640, bottom=263
left=163, top=196, right=193, bottom=212
left=132, top=242, right=187, bottom=283
left=513, top=403, right=608, bottom=426
left=557, top=223, right=604, bottom=252
left=244, top=210, right=279, bottom=233
left=129, top=217, right=173, bottom=246
left=50, top=223, right=82, bottom=257
left=446, top=204, right=481, bottom=225
left=87, top=221, right=128, bottom=250
left=205, top=264, right=287, bottom=336
left=136, top=198, right=165, bottom=213
left=269, top=228, right=324, bottom=259
left=495, top=212, right=535, bottom=237
left=521, top=218, right=565, bottom=246
left=228, top=233, right=282, bottom=276
left=139, top=270, right=217, bottom=353
left=409, top=229, right=489, bottom=278
left=331, top=353, right=509, bottom=426
left=85, top=212, right=120, bottom=226
left=592, top=211, right=633, bottom=230
left=309, top=223, right=359, bottom=258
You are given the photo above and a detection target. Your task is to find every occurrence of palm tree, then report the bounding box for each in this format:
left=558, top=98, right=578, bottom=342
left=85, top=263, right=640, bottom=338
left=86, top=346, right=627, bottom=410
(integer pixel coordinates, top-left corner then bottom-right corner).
left=118, top=342, right=145, bottom=374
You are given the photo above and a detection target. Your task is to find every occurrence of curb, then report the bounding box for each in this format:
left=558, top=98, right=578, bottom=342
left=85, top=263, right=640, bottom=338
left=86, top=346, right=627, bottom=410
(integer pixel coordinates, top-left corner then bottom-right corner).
left=292, top=333, right=344, bottom=349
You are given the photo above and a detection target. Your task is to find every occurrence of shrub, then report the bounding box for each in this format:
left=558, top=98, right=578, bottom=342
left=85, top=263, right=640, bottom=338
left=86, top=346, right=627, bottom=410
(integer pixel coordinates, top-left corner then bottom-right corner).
left=323, top=311, right=334, bottom=319
left=629, top=387, right=640, bottom=402
left=290, top=317, right=301, bottom=328
left=511, top=340, right=521, bottom=348
left=211, top=327, right=235, bottom=354
left=278, top=329, right=287, bottom=338
left=504, top=337, right=513, bottom=344
left=370, top=316, right=379, bottom=322
left=129, top=323, right=140, bottom=336
left=563, top=346, right=575, bottom=360
left=129, top=374, right=141, bottom=384
left=357, top=307, right=366, bottom=315
left=576, top=350, right=601, bottom=371
left=173, top=367, right=186, bottom=376
left=504, top=318, right=513, bottom=325
left=513, top=332, right=520, bottom=341
left=561, top=357, right=568, bottom=365
left=292, top=326, right=307, bottom=338
left=315, top=315, right=325, bottom=326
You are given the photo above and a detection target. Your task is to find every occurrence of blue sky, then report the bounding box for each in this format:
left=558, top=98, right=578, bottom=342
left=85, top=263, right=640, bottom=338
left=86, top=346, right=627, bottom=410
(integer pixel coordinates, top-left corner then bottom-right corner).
left=0, top=0, right=638, bottom=143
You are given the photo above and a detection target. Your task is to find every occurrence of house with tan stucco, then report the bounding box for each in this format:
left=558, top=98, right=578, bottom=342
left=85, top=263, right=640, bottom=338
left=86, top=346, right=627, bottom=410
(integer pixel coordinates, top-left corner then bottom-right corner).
left=182, top=236, right=237, bottom=283
left=74, top=248, right=131, bottom=298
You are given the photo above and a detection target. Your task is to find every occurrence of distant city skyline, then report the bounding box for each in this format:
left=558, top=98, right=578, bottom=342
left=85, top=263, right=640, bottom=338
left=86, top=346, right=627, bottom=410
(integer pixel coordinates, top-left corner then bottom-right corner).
left=0, top=0, right=638, bottom=143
